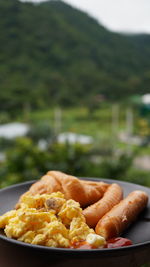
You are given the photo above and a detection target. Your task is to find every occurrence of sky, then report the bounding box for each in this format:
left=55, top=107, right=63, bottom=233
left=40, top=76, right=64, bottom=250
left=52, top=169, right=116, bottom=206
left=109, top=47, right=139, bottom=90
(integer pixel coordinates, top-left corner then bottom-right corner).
left=21, top=0, right=150, bottom=33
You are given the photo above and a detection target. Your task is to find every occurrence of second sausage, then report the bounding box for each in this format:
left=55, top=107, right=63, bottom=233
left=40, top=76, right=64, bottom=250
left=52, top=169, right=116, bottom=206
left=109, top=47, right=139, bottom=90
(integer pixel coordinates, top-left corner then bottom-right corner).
left=83, top=183, right=123, bottom=228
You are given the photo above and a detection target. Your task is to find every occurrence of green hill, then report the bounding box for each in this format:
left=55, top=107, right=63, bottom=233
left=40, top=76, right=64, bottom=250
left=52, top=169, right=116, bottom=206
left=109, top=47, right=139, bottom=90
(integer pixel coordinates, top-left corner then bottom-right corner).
left=0, top=0, right=150, bottom=113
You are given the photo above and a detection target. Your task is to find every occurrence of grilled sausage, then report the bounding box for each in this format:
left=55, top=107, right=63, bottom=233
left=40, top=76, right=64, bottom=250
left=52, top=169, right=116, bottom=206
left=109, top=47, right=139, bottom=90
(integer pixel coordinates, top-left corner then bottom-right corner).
left=95, top=190, right=148, bottom=240
left=83, top=183, right=123, bottom=228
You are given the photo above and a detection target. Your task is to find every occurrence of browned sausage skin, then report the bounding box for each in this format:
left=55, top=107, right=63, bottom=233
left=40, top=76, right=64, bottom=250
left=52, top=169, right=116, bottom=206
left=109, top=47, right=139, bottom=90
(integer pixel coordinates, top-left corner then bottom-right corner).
left=83, top=183, right=123, bottom=228
left=95, top=190, right=148, bottom=240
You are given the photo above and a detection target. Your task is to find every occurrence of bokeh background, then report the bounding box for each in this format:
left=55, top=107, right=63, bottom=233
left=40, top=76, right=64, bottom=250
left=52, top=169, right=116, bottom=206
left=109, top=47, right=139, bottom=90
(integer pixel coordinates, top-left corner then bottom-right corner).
left=0, top=0, right=150, bottom=188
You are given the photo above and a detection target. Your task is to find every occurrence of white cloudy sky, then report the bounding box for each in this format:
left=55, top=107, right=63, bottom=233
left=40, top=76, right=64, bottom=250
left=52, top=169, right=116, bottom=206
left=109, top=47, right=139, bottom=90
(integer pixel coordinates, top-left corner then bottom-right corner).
left=21, top=0, right=150, bottom=33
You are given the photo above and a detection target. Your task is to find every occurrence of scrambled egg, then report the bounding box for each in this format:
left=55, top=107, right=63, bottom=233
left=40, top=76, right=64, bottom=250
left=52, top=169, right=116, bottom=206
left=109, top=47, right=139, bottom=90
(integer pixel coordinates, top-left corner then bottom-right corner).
left=86, top=233, right=106, bottom=248
left=0, top=192, right=104, bottom=248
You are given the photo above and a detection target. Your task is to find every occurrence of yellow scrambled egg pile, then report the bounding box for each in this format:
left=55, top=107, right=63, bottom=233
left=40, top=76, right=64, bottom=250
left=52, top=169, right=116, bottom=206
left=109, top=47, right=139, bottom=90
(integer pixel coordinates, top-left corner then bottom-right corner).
left=0, top=192, right=95, bottom=248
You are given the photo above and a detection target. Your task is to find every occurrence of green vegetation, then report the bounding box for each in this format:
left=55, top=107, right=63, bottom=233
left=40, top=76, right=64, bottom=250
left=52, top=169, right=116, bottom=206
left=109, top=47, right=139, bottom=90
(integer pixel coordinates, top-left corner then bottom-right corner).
left=0, top=0, right=150, bottom=114
left=0, top=1, right=150, bottom=189
left=0, top=137, right=137, bottom=187
left=0, top=105, right=150, bottom=189
left=25, top=106, right=112, bottom=139
left=0, top=136, right=150, bottom=189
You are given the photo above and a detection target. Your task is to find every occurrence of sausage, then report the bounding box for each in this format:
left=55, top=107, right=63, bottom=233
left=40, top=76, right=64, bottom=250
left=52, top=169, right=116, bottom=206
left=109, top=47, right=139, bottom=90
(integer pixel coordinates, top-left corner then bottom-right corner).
left=83, top=183, right=123, bottom=228
left=95, top=190, right=148, bottom=240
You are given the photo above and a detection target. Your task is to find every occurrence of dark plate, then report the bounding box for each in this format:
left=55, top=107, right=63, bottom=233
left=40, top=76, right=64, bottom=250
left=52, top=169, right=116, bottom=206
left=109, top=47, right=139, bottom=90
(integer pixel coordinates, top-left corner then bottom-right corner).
left=0, top=178, right=150, bottom=267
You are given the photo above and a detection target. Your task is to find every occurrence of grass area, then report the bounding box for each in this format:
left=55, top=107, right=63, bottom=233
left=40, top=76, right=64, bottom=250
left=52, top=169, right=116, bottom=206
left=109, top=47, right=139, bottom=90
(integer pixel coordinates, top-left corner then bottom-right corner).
left=17, top=104, right=150, bottom=155
left=12, top=101, right=150, bottom=159
left=116, top=141, right=150, bottom=154
left=18, top=105, right=122, bottom=138
left=14, top=103, right=150, bottom=156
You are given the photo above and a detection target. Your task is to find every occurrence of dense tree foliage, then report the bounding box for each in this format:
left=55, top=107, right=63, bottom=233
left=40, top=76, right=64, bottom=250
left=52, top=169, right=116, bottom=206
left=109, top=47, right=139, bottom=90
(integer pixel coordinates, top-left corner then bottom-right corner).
left=1, top=137, right=150, bottom=188
left=0, top=0, right=150, bottom=113
left=0, top=137, right=133, bottom=188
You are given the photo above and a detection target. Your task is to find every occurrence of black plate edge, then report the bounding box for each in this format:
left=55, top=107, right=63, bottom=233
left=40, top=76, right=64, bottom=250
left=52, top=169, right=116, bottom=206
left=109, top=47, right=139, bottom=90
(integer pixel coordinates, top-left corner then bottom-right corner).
left=0, top=232, right=149, bottom=255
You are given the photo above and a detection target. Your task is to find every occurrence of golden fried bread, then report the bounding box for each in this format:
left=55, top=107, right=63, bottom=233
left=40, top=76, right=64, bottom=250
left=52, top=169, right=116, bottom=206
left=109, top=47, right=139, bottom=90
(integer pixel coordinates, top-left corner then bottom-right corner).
left=17, top=171, right=109, bottom=208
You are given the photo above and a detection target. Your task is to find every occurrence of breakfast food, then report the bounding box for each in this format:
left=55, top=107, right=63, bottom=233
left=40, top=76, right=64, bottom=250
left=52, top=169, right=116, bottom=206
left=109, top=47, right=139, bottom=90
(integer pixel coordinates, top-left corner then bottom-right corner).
left=83, top=183, right=123, bottom=228
left=17, top=171, right=109, bottom=208
left=0, top=192, right=106, bottom=248
left=0, top=170, right=149, bottom=249
left=95, top=190, right=148, bottom=240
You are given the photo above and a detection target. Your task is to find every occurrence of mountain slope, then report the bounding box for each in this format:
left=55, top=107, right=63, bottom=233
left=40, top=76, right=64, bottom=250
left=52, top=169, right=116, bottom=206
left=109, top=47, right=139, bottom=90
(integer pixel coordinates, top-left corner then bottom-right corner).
left=0, top=0, right=150, bottom=112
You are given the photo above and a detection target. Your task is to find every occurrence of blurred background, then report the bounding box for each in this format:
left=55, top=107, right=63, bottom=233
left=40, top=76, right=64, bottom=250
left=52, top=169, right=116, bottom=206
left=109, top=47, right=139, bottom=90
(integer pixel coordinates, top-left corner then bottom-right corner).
left=0, top=0, right=150, bottom=188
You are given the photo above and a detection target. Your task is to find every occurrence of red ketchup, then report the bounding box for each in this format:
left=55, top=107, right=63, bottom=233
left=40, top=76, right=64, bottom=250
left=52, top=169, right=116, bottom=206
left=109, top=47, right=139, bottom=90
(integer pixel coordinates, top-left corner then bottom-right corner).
left=105, top=237, right=133, bottom=248
left=70, top=238, right=132, bottom=250
left=71, top=241, right=95, bottom=249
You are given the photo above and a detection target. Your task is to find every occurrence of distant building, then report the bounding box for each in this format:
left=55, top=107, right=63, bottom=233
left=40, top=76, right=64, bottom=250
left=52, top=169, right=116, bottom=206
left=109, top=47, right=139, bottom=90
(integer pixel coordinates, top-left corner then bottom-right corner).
left=57, top=132, right=93, bottom=145
left=0, top=123, right=29, bottom=139
left=142, top=94, right=150, bottom=105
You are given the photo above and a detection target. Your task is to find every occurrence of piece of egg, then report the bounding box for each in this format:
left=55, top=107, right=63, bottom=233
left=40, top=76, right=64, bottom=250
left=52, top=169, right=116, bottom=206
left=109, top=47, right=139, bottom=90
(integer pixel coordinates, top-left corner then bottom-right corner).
left=86, top=233, right=106, bottom=248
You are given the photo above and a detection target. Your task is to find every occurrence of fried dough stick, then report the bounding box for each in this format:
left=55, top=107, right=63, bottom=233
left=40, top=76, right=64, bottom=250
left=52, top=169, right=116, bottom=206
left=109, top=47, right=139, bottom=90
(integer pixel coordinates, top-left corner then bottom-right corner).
left=83, top=183, right=123, bottom=228
left=17, top=171, right=109, bottom=208
left=95, top=190, right=148, bottom=240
